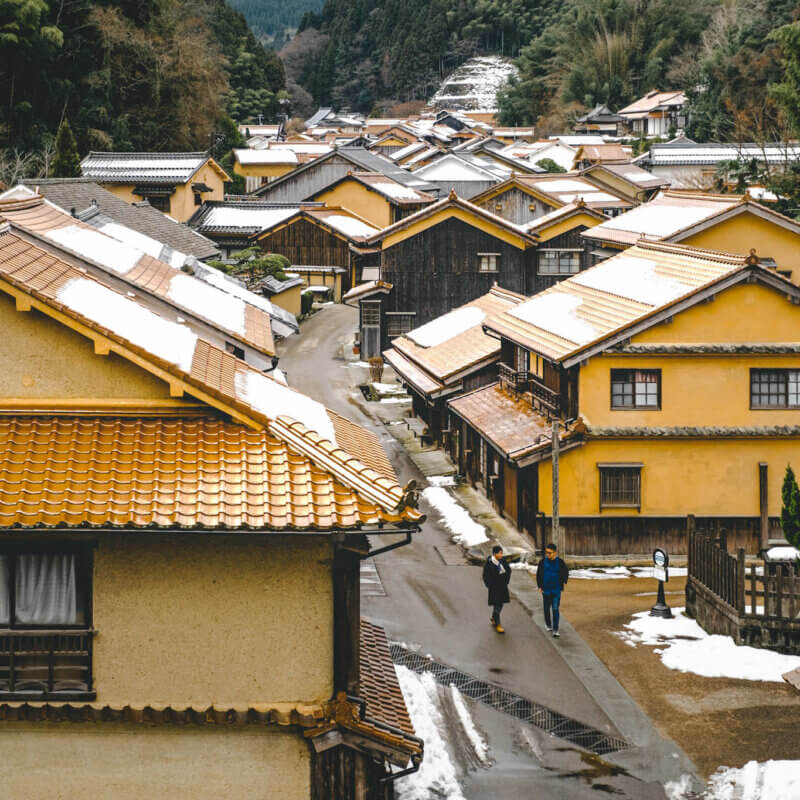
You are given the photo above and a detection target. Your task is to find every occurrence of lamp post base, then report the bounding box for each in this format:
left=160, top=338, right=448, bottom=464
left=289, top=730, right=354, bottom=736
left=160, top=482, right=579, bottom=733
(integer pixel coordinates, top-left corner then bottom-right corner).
left=649, top=581, right=673, bottom=618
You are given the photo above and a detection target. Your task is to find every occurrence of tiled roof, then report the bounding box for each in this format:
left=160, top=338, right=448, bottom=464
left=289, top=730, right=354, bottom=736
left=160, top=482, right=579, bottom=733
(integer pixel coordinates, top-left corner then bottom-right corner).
left=0, top=195, right=276, bottom=357
left=522, top=202, right=607, bottom=235
left=387, top=287, right=525, bottom=389
left=360, top=619, right=415, bottom=737
left=583, top=163, right=668, bottom=190
left=0, top=233, right=419, bottom=521
left=448, top=383, right=554, bottom=461
left=472, top=174, right=631, bottom=211
left=383, top=349, right=444, bottom=396
left=575, top=144, right=630, bottom=162
left=618, top=91, right=686, bottom=116
left=645, top=142, right=800, bottom=166
left=582, top=190, right=742, bottom=246
left=189, top=202, right=308, bottom=235
left=28, top=179, right=220, bottom=260
left=484, top=241, right=761, bottom=363
left=335, top=172, right=437, bottom=205
left=342, top=280, right=393, bottom=303
left=0, top=416, right=401, bottom=530
left=80, top=152, right=229, bottom=185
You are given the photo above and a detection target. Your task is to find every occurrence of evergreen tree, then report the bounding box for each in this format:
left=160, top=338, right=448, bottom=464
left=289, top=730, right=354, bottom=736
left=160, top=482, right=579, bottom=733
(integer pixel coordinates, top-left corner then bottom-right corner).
left=52, top=119, right=80, bottom=178
left=780, top=464, right=800, bottom=549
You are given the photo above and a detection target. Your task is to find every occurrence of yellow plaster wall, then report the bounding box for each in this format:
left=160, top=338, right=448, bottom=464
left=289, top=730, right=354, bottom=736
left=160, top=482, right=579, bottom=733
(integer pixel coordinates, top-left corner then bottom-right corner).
left=680, top=212, right=800, bottom=275
left=538, top=438, right=796, bottom=517
left=314, top=182, right=393, bottom=229
left=97, top=162, right=226, bottom=223
left=234, top=162, right=296, bottom=180
left=0, top=723, right=310, bottom=800
left=584, top=171, right=643, bottom=202
left=271, top=284, right=304, bottom=317
left=0, top=294, right=176, bottom=402
left=93, top=534, right=334, bottom=707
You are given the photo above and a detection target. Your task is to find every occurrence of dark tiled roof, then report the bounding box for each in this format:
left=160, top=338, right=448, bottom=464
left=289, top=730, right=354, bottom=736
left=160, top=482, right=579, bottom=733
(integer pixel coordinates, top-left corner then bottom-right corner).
left=80, top=152, right=213, bottom=185
left=30, top=179, right=220, bottom=259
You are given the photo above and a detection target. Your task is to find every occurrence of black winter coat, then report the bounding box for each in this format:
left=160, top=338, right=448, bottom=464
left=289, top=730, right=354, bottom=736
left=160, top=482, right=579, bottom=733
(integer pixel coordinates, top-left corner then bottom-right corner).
left=483, top=557, right=511, bottom=606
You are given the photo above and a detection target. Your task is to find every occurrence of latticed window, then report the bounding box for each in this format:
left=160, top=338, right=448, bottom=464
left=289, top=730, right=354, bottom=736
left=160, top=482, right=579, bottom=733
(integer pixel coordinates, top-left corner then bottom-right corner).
left=361, top=302, right=380, bottom=326
left=478, top=253, right=499, bottom=272
left=538, top=249, right=581, bottom=275
left=751, top=369, right=800, bottom=408
left=599, top=466, right=642, bottom=508
left=611, top=369, right=660, bottom=409
left=386, top=313, right=415, bottom=338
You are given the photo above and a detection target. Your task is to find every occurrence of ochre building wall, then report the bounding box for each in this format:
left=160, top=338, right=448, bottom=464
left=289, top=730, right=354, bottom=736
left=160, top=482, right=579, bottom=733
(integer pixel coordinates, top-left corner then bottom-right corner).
left=93, top=533, right=334, bottom=707
left=0, top=723, right=311, bottom=800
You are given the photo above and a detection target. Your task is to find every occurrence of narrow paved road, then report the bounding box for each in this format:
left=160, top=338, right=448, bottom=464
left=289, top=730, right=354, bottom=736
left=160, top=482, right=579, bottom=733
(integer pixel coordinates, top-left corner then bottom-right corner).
left=279, top=305, right=668, bottom=799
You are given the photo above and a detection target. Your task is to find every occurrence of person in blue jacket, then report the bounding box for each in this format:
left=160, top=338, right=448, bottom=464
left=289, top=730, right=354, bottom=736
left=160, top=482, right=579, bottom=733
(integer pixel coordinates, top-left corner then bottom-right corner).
left=536, top=542, right=569, bottom=638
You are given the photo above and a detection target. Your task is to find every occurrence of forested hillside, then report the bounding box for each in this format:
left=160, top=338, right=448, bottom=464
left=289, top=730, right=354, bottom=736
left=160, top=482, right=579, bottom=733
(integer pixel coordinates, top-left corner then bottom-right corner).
left=229, top=0, right=324, bottom=45
left=291, top=0, right=800, bottom=142
left=0, top=0, right=285, bottom=179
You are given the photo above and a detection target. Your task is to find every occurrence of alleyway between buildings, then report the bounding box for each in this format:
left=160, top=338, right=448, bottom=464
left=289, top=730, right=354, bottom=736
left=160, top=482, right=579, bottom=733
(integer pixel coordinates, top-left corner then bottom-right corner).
left=280, top=304, right=696, bottom=799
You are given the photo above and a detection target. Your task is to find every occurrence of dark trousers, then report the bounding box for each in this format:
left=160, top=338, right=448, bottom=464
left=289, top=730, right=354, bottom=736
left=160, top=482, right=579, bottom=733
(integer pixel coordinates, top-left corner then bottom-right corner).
left=491, top=603, right=504, bottom=624
left=543, top=592, right=561, bottom=631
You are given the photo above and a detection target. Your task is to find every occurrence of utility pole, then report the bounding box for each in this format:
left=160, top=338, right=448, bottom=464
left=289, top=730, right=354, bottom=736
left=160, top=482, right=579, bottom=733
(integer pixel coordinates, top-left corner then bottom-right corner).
left=551, top=419, right=559, bottom=551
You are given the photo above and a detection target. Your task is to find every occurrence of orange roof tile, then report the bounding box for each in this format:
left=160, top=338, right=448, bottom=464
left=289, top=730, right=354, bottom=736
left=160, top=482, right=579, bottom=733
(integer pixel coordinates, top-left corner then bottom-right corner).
left=0, top=416, right=405, bottom=530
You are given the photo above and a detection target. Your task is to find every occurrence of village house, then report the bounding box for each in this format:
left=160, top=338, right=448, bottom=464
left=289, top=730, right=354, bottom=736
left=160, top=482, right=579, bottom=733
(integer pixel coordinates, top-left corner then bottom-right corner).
left=573, top=104, right=626, bottom=136
left=0, top=225, right=424, bottom=797
left=345, top=193, right=537, bottom=359
left=232, top=148, right=302, bottom=193
left=407, top=153, right=516, bottom=200
left=577, top=163, right=669, bottom=204
left=570, top=143, right=632, bottom=171
left=639, top=141, right=800, bottom=189
left=305, top=172, right=437, bottom=229
left=617, top=90, right=688, bottom=138
left=80, top=152, right=230, bottom=223
left=0, top=189, right=293, bottom=368
left=26, top=178, right=222, bottom=261
left=383, top=286, right=525, bottom=444
left=582, top=190, right=800, bottom=276
left=471, top=173, right=632, bottom=226
left=254, top=147, right=440, bottom=204
left=451, top=240, right=800, bottom=554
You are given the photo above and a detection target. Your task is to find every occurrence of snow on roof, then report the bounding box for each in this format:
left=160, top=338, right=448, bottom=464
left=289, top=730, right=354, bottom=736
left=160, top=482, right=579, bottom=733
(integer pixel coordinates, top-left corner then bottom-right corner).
left=572, top=254, right=693, bottom=305
left=415, top=156, right=495, bottom=181
left=80, top=152, right=207, bottom=183
left=406, top=306, right=486, bottom=348
left=591, top=199, right=737, bottom=238
left=508, top=293, right=597, bottom=345
left=57, top=277, right=198, bottom=371
left=390, top=142, right=426, bottom=161
left=167, top=273, right=246, bottom=336
left=321, top=214, right=379, bottom=238
left=532, top=179, right=594, bottom=193
left=268, top=143, right=332, bottom=154
left=371, top=182, right=427, bottom=201
left=98, top=220, right=176, bottom=262
left=234, top=149, right=299, bottom=165
left=46, top=225, right=143, bottom=274
left=647, top=143, right=800, bottom=166
left=201, top=206, right=300, bottom=230
left=234, top=369, right=337, bottom=444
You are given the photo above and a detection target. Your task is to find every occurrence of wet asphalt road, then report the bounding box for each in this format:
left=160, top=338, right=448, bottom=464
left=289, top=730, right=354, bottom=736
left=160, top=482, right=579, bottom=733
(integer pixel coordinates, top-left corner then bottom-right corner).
left=279, top=305, right=668, bottom=799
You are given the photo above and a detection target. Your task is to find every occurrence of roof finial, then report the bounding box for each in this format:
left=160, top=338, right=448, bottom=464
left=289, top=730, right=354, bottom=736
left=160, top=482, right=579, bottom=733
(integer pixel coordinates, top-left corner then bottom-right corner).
left=576, top=196, right=585, bottom=208
left=746, top=248, right=759, bottom=266
left=448, top=187, right=457, bottom=201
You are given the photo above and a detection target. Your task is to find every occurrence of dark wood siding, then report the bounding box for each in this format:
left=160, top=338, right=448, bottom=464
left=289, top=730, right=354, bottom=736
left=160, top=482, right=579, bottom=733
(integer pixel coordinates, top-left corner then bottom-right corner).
left=530, top=226, right=593, bottom=294
left=380, top=218, right=532, bottom=346
left=311, top=745, right=394, bottom=800
left=259, top=218, right=351, bottom=268
left=474, top=187, right=554, bottom=226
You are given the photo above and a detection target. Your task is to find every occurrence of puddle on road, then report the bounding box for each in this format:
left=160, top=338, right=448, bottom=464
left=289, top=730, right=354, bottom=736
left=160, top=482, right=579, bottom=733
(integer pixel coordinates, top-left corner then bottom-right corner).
left=549, top=749, right=635, bottom=792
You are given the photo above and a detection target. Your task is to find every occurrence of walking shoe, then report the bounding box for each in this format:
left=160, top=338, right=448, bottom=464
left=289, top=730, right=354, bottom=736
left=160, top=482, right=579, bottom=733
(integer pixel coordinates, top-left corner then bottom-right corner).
left=552, top=631, right=560, bottom=638
left=495, top=624, right=505, bottom=634
left=490, top=616, right=497, bottom=626
left=545, top=626, right=552, bottom=632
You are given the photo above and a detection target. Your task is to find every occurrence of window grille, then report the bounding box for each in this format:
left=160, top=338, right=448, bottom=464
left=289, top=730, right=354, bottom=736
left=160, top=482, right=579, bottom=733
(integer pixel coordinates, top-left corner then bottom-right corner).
left=538, top=250, right=581, bottom=275
left=751, top=369, right=800, bottom=408
left=599, top=466, right=641, bottom=508
left=611, top=369, right=660, bottom=409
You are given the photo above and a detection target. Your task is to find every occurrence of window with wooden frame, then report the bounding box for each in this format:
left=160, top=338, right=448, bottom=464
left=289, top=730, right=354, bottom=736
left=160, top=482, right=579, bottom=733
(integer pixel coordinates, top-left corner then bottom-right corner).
left=0, top=544, right=94, bottom=699
left=145, top=195, right=170, bottom=213
left=750, top=369, right=800, bottom=408
left=361, top=302, right=381, bottom=326
left=478, top=253, right=500, bottom=272
left=386, top=312, right=416, bottom=338
left=611, top=369, right=661, bottom=409
left=537, top=249, right=582, bottom=275
left=598, top=464, right=642, bottom=509
left=225, top=341, right=245, bottom=360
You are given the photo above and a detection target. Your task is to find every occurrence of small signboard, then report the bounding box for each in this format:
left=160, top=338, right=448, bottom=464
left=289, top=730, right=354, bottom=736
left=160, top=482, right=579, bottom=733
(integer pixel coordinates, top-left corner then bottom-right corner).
left=653, top=548, right=669, bottom=583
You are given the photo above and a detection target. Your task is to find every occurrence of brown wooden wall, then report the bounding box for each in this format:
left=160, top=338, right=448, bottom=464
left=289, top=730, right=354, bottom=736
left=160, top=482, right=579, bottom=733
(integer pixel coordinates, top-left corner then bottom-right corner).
left=311, top=745, right=395, bottom=800
left=259, top=219, right=351, bottom=267
left=475, top=187, right=553, bottom=226
left=530, top=226, right=593, bottom=295
left=380, top=217, right=532, bottom=345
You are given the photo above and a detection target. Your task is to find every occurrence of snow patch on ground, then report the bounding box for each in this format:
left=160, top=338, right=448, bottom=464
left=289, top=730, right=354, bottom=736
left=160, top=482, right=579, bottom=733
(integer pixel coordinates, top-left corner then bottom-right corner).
left=429, top=55, right=519, bottom=112
left=571, top=566, right=688, bottom=579
left=617, top=608, right=800, bottom=681
left=427, top=475, right=457, bottom=487
left=766, top=545, right=800, bottom=561
left=395, top=667, right=466, bottom=800
left=372, top=382, right=408, bottom=395
left=449, top=685, right=490, bottom=767
left=667, top=761, right=800, bottom=800
left=421, top=487, right=488, bottom=547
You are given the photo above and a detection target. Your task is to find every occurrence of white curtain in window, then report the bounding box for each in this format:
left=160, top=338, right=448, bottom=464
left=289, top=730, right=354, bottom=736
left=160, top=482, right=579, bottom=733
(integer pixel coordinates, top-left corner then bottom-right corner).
left=0, top=555, right=8, bottom=624
left=15, top=554, right=77, bottom=625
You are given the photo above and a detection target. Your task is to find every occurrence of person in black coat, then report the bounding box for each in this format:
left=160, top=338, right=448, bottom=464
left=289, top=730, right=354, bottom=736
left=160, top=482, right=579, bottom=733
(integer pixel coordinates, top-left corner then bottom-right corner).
left=483, top=545, right=512, bottom=633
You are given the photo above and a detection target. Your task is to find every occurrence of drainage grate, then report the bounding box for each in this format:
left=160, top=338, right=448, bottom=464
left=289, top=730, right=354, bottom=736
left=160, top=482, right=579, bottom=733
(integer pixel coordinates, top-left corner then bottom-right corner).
left=390, top=644, right=628, bottom=756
